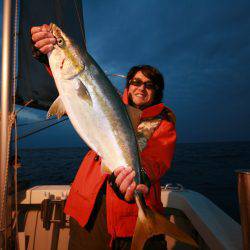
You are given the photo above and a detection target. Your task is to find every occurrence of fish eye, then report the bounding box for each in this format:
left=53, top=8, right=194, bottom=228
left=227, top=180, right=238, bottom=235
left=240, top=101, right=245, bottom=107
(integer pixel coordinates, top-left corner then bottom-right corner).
left=57, top=37, right=65, bottom=48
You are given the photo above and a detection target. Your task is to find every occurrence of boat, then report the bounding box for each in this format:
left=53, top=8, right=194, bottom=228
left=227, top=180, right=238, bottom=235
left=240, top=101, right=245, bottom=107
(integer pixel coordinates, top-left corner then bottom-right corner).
left=0, top=0, right=247, bottom=249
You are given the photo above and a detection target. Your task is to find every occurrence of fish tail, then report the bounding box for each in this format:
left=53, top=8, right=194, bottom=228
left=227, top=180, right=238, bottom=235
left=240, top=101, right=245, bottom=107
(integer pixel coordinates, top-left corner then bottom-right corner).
left=131, top=191, right=198, bottom=250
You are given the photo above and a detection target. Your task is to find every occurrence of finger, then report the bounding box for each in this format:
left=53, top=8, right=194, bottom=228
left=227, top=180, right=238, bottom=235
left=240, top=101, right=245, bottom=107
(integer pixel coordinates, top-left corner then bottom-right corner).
left=30, top=26, right=42, bottom=35
left=32, top=30, right=54, bottom=41
left=34, top=38, right=56, bottom=50
left=32, top=32, right=55, bottom=43
left=113, top=166, right=125, bottom=177
left=115, top=167, right=132, bottom=187
left=136, top=184, right=149, bottom=195
left=119, top=171, right=136, bottom=194
left=41, top=24, right=51, bottom=32
left=40, top=44, right=54, bottom=54
left=124, top=181, right=136, bottom=202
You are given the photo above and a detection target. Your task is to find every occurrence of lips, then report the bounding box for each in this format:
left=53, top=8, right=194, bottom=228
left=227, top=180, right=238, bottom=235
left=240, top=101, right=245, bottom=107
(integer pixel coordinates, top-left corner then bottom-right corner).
left=135, top=93, right=146, bottom=98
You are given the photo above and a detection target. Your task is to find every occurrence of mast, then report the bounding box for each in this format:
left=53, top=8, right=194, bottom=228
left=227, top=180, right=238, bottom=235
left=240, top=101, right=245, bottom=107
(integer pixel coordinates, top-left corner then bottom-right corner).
left=0, top=0, right=13, bottom=248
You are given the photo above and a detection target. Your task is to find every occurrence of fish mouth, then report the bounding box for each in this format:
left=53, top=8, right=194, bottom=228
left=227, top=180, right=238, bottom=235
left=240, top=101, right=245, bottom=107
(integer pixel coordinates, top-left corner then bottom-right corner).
left=50, top=23, right=61, bottom=38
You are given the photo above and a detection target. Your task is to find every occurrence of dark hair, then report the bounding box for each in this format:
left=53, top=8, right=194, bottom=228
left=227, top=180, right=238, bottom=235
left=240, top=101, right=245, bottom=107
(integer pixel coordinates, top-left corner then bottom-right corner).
left=126, top=65, right=164, bottom=105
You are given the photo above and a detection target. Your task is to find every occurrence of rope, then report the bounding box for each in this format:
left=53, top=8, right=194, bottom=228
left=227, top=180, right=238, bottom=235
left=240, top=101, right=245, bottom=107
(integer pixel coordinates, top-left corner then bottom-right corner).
left=0, top=113, right=15, bottom=240
left=14, top=114, right=20, bottom=250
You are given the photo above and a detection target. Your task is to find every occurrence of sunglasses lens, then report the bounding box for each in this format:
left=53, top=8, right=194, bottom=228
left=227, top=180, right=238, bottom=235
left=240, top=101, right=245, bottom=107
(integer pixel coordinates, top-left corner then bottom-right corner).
left=145, top=83, right=155, bottom=89
left=130, top=80, right=141, bottom=86
left=130, top=79, right=156, bottom=90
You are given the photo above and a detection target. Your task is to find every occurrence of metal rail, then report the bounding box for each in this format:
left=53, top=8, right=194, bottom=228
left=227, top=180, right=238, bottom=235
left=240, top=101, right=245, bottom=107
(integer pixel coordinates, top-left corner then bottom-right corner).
left=0, top=0, right=13, bottom=248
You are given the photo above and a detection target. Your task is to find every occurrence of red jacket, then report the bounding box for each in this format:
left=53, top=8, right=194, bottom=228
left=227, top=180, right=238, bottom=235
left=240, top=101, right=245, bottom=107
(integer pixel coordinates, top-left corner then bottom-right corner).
left=64, top=89, right=177, bottom=239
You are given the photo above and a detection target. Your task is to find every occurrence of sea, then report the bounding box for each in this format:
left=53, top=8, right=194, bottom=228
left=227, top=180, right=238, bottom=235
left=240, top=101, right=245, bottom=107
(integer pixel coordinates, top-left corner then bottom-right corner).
left=17, top=141, right=250, bottom=223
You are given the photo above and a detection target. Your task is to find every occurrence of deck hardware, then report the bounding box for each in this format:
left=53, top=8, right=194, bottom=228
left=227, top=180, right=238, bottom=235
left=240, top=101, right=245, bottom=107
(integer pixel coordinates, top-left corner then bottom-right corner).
left=163, top=183, right=184, bottom=191
left=41, top=198, right=53, bottom=230
left=41, top=198, right=67, bottom=230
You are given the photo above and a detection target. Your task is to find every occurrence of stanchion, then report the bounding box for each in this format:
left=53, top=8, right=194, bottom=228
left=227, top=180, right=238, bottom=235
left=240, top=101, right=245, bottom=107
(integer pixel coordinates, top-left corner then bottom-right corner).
left=236, top=170, right=250, bottom=250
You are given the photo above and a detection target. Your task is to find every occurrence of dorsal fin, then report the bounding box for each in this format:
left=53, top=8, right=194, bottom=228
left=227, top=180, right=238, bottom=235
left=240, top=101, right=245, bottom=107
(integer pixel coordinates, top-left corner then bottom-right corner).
left=126, top=105, right=142, bottom=131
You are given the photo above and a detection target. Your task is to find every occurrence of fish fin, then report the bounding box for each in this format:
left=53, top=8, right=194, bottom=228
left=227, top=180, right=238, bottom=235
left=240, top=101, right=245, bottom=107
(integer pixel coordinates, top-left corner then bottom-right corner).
left=126, top=105, right=142, bottom=131
left=75, top=79, right=92, bottom=106
left=47, top=96, right=67, bottom=119
left=101, top=161, right=112, bottom=174
left=131, top=195, right=198, bottom=250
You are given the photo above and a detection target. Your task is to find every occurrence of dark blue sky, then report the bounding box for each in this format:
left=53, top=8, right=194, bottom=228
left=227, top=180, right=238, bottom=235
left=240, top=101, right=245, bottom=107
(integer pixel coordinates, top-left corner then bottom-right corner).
left=1, top=0, right=250, bottom=148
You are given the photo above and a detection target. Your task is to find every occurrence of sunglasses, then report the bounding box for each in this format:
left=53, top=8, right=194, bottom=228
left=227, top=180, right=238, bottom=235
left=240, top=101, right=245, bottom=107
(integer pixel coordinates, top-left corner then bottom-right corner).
left=129, top=79, right=158, bottom=90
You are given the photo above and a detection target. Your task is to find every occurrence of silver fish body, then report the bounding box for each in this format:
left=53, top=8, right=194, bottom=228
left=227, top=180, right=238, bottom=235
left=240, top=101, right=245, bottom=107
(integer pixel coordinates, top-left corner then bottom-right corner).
left=48, top=24, right=141, bottom=182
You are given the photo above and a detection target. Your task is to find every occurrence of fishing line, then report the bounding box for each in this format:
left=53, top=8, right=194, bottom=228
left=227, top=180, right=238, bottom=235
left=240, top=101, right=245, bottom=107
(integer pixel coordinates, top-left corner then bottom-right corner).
left=110, top=74, right=127, bottom=79
left=73, top=2, right=126, bottom=82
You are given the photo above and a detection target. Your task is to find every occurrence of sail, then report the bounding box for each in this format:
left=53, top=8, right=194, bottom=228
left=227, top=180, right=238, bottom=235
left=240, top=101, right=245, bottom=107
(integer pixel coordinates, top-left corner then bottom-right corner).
left=16, top=0, right=85, bottom=110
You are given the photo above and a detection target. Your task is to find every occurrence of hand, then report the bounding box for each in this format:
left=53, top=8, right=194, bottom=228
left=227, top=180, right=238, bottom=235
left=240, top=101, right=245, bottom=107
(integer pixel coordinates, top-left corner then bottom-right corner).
left=31, top=24, right=56, bottom=54
left=114, top=166, right=149, bottom=202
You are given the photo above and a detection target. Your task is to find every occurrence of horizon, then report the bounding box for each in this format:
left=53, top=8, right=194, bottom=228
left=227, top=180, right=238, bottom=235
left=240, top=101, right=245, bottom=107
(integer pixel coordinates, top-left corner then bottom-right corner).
left=0, top=0, right=250, bottom=148
left=20, top=139, right=250, bottom=150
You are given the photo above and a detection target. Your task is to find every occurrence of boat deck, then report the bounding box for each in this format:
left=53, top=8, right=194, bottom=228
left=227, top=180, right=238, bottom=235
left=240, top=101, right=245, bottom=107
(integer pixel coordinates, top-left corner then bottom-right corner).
left=17, top=185, right=242, bottom=250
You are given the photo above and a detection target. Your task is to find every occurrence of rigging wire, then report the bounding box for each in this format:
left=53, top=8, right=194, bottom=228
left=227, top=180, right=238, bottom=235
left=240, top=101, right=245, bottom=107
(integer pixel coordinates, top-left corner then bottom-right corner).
left=15, top=99, right=34, bottom=115
left=12, top=0, right=19, bottom=112
left=73, top=0, right=86, bottom=48
left=11, top=0, right=21, bottom=247
left=17, top=117, right=58, bottom=127
left=15, top=117, right=69, bottom=141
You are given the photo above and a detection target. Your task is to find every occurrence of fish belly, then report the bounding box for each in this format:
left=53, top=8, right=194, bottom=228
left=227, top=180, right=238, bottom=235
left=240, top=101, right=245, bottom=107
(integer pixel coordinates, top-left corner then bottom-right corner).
left=51, top=73, right=132, bottom=172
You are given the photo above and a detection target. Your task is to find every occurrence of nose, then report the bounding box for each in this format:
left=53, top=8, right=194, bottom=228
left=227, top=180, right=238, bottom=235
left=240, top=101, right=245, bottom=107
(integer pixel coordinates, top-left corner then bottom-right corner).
left=137, top=83, right=146, bottom=90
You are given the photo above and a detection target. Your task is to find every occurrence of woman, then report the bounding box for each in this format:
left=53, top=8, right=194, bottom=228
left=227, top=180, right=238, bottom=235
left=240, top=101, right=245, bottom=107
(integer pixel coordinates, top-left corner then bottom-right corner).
left=31, top=24, right=177, bottom=250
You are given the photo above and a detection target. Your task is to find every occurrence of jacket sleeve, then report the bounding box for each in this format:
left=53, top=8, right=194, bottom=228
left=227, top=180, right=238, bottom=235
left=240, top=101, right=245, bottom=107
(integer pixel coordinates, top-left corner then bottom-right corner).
left=140, top=119, right=176, bottom=183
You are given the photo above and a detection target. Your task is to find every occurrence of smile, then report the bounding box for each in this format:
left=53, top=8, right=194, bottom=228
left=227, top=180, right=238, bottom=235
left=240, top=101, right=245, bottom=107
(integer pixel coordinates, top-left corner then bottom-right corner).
left=135, top=93, right=146, bottom=98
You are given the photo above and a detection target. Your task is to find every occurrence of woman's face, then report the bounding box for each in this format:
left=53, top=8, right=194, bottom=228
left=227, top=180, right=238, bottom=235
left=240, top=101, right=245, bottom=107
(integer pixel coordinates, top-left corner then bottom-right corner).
left=128, top=71, right=155, bottom=109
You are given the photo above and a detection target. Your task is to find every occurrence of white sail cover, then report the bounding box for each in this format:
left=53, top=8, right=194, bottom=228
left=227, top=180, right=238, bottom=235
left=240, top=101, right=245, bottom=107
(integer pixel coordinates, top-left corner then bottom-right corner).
left=16, top=0, right=85, bottom=110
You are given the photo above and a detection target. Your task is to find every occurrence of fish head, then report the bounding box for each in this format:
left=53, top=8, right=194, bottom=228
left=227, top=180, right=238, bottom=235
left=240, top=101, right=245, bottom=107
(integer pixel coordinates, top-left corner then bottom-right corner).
left=48, top=23, right=85, bottom=79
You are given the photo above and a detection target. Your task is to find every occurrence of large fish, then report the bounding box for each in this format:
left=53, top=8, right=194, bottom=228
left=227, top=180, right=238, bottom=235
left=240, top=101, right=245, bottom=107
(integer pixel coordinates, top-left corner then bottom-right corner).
left=47, top=23, right=197, bottom=249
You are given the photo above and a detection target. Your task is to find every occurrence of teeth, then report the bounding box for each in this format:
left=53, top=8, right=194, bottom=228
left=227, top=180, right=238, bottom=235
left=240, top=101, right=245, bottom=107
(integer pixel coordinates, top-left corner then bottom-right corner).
left=135, top=94, right=144, bottom=97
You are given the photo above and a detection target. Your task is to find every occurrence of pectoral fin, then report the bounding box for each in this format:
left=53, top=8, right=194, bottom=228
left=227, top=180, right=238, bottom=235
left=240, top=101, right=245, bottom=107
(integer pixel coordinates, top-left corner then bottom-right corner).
left=101, top=160, right=112, bottom=174
left=75, top=79, right=92, bottom=107
left=47, top=96, right=67, bottom=119
left=126, top=105, right=142, bottom=131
